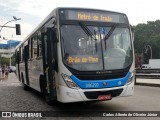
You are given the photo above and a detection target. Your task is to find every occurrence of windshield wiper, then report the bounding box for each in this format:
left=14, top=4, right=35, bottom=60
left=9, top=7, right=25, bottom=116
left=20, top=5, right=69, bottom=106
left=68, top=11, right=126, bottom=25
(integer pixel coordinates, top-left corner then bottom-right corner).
left=104, top=23, right=117, bottom=41
left=79, top=22, right=97, bottom=40
left=79, top=22, right=98, bottom=53
left=103, top=23, right=117, bottom=49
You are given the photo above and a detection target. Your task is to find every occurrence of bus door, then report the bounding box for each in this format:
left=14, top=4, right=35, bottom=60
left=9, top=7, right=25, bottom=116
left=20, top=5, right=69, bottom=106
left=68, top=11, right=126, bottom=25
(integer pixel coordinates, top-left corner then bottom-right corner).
left=16, top=50, right=21, bottom=81
left=42, top=28, right=57, bottom=101
left=24, top=45, right=29, bottom=85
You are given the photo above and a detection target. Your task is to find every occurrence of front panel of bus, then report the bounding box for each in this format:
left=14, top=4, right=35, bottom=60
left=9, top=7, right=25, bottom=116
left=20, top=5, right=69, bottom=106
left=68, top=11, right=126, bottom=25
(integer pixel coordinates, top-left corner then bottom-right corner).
left=56, top=8, right=135, bottom=103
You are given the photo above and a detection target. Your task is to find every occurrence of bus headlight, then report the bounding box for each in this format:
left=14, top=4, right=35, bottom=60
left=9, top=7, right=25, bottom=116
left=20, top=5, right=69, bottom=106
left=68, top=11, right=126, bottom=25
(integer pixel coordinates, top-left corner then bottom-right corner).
left=61, top=74, right=79, bottom=89
left=126, top=71, right=135, bottom=85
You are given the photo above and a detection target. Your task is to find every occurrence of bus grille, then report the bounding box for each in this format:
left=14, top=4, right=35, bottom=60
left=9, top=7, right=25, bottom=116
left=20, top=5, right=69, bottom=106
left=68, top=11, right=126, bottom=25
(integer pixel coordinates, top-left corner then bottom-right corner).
left=75, top=73, right=127, bottom=80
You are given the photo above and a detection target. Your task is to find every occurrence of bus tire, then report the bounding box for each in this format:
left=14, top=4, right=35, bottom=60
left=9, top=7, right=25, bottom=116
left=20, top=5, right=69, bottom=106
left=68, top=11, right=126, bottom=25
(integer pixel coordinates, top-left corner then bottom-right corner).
left=24, top=84, right=31, bottom=91
left=45, top=94, right=57, bottom=106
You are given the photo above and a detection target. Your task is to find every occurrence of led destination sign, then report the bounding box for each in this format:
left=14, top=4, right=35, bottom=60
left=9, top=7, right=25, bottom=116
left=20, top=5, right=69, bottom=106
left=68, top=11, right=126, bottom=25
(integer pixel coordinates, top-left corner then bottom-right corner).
left=67, top=55, right=99, bottom=64
left=64, top=10, right=127, bottom=23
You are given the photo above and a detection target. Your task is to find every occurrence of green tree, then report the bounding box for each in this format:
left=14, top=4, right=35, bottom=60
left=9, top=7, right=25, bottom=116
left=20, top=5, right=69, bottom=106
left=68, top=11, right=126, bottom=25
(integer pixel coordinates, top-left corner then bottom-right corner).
left=133, top=20, right=160, bottom=64
left=0, top=56, right=15, bottom=66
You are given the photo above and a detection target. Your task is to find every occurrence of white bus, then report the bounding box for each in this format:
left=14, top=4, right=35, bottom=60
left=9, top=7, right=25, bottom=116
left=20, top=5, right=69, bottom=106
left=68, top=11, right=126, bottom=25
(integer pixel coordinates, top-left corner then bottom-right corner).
left=15, top=7, right=135, bottom=104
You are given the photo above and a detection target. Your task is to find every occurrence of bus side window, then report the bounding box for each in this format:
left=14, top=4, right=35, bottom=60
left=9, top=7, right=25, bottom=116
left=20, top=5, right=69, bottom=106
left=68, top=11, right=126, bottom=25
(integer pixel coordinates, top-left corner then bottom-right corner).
left=32, top=36, right=38, bottom=59
left=37, top=32, right=42, bottom=57
left=28, top=39, right=32, bottom=59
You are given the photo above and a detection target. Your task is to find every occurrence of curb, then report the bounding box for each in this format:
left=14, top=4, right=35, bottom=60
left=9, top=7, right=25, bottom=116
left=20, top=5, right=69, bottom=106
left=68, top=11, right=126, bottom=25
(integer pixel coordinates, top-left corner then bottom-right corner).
left=136, top=83, right=160, bottom=87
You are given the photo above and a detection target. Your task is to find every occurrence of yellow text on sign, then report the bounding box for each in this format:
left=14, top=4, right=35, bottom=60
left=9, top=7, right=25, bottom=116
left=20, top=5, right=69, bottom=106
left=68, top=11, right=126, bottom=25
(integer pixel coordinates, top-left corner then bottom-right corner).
left=68, top=56, right=99, bottom=64
left=77, top=12, right=112, bottom=22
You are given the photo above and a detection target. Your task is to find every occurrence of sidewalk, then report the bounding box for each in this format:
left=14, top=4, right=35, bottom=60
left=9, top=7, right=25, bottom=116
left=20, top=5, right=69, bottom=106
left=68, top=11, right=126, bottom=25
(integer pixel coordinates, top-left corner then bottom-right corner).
left=0, top=72, right=19, bottom=84
left=136, top=78, right=160, bottom=87
left=0, top=76, right=7, bottom=81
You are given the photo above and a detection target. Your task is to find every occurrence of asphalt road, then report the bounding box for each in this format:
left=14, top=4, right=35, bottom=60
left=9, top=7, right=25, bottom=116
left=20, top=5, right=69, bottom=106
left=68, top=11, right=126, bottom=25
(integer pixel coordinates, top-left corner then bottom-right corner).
left=0, top=73, right=160, bottom=120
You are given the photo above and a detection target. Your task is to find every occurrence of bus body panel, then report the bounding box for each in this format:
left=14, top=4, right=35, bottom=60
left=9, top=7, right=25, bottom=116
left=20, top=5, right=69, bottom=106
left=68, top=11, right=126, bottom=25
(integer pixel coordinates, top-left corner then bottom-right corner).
left=70, top=72, right=131, bottom=89
left=56, top=66, right=135, bottom=103
left=19, top=63, right=25, bottom=83
left=28, top=58, right=43, bottom=91
left=121, top=80, right=134, bottom=96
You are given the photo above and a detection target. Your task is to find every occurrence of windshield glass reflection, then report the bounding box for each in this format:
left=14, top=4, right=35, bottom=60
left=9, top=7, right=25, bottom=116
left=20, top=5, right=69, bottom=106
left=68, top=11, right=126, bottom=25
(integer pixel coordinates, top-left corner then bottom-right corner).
left=61, top=25, right=132, bottom=71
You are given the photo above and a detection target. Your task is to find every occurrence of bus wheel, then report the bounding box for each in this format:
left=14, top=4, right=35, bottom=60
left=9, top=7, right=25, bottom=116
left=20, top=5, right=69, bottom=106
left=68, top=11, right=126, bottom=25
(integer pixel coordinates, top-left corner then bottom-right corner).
left=24, top=84, right=31, bottom=91
left=45, top=93, right=58, bottom=106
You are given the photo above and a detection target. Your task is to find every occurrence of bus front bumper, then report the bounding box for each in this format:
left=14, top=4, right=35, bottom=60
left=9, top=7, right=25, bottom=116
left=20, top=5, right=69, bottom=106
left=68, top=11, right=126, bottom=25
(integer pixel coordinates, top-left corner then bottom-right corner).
left=57, top=81, right=134, bottom=103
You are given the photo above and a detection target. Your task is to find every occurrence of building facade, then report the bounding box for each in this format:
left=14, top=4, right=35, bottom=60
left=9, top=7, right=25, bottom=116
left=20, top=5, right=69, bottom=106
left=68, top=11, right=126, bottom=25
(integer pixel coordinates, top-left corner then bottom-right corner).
left=0, top=40, right=21, bottom=58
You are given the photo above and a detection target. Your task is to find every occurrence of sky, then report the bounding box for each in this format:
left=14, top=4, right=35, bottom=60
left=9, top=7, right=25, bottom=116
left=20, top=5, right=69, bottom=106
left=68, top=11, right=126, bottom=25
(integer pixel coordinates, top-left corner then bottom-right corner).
left=0, top=0, right=160, bottom=42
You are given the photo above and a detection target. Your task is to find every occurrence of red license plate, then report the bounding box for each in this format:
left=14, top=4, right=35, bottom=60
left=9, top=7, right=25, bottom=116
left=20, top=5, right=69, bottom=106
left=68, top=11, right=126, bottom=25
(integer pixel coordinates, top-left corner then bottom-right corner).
left=98, top=94, right=112, bottom=101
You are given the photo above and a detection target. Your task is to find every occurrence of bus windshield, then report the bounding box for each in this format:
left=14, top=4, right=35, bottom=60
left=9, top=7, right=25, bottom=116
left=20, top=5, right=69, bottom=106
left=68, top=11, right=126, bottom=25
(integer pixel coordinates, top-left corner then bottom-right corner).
left=61, top=24, right=133, bottom=71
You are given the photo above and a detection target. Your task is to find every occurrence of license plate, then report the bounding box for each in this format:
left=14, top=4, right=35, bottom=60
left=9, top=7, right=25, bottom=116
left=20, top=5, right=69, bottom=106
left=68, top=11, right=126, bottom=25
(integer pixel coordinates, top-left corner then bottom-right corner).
left=98, top=94, right=112, bottom=101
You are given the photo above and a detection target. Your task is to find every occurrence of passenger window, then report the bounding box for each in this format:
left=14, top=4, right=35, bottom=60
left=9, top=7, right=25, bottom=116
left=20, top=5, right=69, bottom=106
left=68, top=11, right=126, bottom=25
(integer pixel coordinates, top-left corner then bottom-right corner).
left=29, top=40, right=32, bottom=59
left=32, top=36, right=38, bottom=58
left=37, top=32, right=42, bottom=57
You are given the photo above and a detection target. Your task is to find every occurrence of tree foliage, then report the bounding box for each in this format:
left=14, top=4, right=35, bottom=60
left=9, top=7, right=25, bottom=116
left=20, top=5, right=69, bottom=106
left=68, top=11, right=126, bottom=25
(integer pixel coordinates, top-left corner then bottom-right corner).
left=133, top=20, right=160, bottom=64
left=0, top=56, right=15, bottom=66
